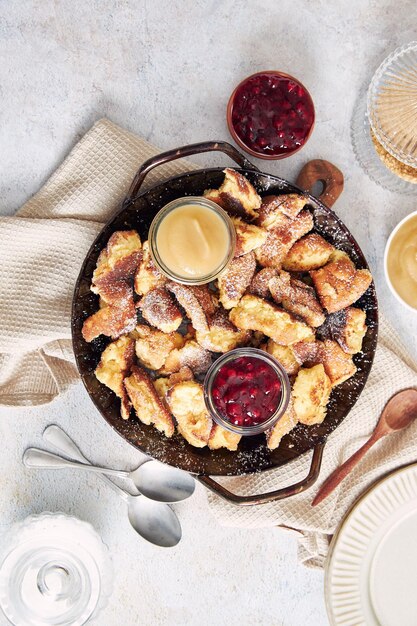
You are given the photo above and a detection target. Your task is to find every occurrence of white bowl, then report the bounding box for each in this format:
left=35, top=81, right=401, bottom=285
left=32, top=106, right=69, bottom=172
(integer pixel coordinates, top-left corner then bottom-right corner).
left=384, top=209, right=417, bottom=312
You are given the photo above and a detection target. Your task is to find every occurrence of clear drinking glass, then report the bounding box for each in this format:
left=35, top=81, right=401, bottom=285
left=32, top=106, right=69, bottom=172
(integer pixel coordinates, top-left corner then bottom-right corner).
left=351, top=42, right=417, bottom=196
left=0, top=513, right=113, bottom=626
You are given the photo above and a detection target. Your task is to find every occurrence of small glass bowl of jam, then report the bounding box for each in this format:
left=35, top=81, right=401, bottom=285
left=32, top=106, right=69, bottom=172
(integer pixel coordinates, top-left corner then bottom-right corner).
left=227, top=71, right=315, bottom=160
left=204, top=348, right=291, bottom=436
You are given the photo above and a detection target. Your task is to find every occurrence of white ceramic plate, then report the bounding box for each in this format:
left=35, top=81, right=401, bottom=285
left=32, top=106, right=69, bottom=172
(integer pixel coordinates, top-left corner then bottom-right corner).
left=325, top=464, right=417, bottom=626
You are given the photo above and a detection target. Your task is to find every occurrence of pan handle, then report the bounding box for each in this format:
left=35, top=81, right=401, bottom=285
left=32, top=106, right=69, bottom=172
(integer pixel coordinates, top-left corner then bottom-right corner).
left=127, top=140, right=260, bottom=201
left=296, top=159, right=344, bottom=208
left=197, top=440, right=326, bottom=506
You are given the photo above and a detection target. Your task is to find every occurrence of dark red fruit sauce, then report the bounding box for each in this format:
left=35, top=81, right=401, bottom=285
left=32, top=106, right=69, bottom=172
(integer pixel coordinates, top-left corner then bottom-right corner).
left=229, top=72, right=314, bottom=157
left=211, top=356, right=282, bottom=427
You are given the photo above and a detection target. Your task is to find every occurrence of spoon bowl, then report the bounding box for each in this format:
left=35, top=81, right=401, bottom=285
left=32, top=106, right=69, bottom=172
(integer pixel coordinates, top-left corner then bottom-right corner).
left=132, top=460, right=195, bottom=503
left=127, top=495, right=181, bottom=547
left=382, top=388, right=417, bottom=432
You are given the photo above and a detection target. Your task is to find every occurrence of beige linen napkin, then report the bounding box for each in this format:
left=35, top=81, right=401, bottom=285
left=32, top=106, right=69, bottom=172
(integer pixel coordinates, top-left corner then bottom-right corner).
left=0, top=118, right=194, bottom=405
left=207, top=316, right=417, bottom=568
left=2, top=118, right=416, bottom=568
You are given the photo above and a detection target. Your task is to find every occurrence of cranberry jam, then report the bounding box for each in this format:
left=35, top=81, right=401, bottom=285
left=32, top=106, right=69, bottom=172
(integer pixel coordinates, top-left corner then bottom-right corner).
left=204, top=348, right=290, bottom=436
left=227, top=71, right=315, bottom=159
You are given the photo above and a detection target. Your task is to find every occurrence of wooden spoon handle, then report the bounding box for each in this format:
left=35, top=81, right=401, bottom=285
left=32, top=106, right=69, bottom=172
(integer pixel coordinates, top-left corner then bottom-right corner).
left=312, top=433, right=380, bottom=507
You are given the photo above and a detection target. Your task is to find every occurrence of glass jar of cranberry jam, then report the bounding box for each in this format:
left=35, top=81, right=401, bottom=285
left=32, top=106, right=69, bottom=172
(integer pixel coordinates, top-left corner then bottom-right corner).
left=204, top=348, right=291, bottom=436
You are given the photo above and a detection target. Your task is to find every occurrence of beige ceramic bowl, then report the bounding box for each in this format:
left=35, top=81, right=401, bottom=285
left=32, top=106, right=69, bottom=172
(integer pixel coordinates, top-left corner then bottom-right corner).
left=384, top=209, right=417, bottom=311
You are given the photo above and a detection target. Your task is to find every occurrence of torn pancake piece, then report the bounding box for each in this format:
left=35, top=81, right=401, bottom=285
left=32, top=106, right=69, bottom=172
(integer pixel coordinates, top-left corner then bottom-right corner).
left=196, top=308, right=251, bottom=353
left=82, top=297, right=137, bottom=342
left=283, top=233, right=334, bottom=272
left=229, top=295, right=314, bottom=346
left=133, top=324, right=184, bottom=370
left=91, top=230, right=142, bottom=305
left=310, top=253, right=372, bottom=313
left=204, top=168, right=261, bottom=221
left=124, top=365, right=175, bottom=437
left=218, top=251, right=256, bottom=310
left=167, top=381, right=212, bottom=447
left=266, top=397, right=298, bottom=450
left=160, top=339, right=213, bottom=376
left=134, top=240, right=166, bottom=296
left=292, top=364, right=332, bottom=425
left=254, top=209, right=314, bottom=268
left=95, top=335, right=135, bottom=420
left=208, top=424, right=241, bottom=451
left=138, top=287, right=182, bottom=333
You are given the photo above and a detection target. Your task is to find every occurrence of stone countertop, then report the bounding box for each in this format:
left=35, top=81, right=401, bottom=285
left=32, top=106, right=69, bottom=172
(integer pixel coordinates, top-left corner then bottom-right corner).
left=1, top=1, right=416, bottom=625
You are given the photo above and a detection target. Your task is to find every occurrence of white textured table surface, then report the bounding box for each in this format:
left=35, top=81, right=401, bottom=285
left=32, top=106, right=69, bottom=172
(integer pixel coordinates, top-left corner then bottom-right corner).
left=1, top=2, right=416, bottom=625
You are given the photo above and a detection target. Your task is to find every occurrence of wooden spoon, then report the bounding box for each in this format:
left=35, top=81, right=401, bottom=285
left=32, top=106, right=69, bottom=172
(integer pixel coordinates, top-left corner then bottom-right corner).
left=312, top=388, right=417, bottom=507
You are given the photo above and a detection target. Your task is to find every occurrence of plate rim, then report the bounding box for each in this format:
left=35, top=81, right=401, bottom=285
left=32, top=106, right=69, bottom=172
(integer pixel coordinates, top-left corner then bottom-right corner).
left=324, top=461, right=417, bottom=626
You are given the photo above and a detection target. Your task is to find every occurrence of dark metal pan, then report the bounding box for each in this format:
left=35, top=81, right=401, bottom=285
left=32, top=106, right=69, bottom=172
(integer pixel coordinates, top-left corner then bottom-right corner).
left=72, top=141, right=378, bottom=505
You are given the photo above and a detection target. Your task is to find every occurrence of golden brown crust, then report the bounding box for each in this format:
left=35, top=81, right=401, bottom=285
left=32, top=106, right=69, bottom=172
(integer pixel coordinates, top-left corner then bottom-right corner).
left=82, top=298, right=137, bottom=342
left=208, top=424, right=241, bottom=451
left=229, top=294, right=314, bottom=345
left=124, top=365, right=175, bottom=436
left=196, top=308, right=251, bottom=353
left=292, top=338, right=321, bottom=366
left=134, top=241, right=166, bottom=296
left=218, top=251, right=257, bottom=310
left=204, top=168, right=261, bottom=221
left=269, top=271, right=325, bottom=328
left=257, top=194, right=307, bottom=229
left=232, top=216, right=267, bottom=257
left=266, top=397, right=298, bottom=450
left=154, top=367, right=194, bottom=401
left=283, top=233, right=334, bottom=272
left=133, top=324, right=184, bottom=370
left=166, top=282, right=209, bottom=333
left=293, top=338, right=357, bottom=386
left=320, top=339, right=357, bottom=386
left=310, top=254, right=372, bottom=313
left=248, top=267, right=279, bottom=299
left=95, top=336, right=135, bottom=420
left=319, top=307, right=367, bottom=354
left=167, top=381, right=212, bottom=447
left=254, top=209, right=314, bottom=268
left=160, top=339, right=212, bottom=375
left=263, top=339, right=300, bottom=376
left=292, top=364, right=332, bottom=425
left=91, top=230, right=142, bottom=305
left=189, top=285, right=218, bottom=317
left=138, top=287, right=182, bottom=333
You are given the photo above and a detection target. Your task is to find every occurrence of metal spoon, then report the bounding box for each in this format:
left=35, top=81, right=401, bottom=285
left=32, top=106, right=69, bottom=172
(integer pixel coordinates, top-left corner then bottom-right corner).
left=312, top=388, right=417, bottom=507
left=23, top=445, right=194, bottom=503
left=24, top=432, right=181, bottom=548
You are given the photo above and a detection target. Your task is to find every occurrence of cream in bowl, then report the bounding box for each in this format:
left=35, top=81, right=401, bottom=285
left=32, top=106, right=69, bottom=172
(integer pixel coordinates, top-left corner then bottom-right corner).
left=384, top=210, right=417, bottom=310
left=149, top=197, right=235, bottom=285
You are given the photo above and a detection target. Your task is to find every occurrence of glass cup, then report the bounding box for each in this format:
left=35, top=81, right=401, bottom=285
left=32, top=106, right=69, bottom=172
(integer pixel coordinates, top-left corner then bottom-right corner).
left=0, top=513, right=113, bottom=626
left=204, top=347, right=291, bottom=436
left=148, top=196, right=236, bottom=285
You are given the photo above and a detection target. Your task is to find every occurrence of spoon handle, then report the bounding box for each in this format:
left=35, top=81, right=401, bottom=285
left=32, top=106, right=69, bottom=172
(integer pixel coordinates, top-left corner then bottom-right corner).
left=312, top=433, right=380, bottom=507
left=43, top=425, right=132, bottom=501
left=23, top=448, right=130, bottom=480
